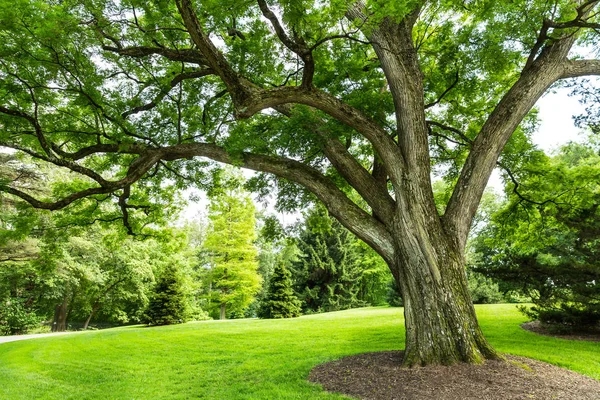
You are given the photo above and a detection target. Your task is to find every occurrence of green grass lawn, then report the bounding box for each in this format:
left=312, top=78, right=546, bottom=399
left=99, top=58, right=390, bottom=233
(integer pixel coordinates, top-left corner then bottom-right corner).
left=0, top=304, right=598, bottom=399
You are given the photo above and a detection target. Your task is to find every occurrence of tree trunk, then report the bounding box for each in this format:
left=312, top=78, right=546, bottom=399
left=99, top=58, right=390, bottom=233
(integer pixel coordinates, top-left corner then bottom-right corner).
left=51, top=297, right=69, bottom=332
left=220, top=303, right=226, bottom=320
left=83, top=304, right=100, bottom=330
left=389, top=215, right=501, bottom=366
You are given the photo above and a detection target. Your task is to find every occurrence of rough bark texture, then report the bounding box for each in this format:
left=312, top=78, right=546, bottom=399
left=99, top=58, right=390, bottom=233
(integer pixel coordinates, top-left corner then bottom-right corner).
left=392, top=236, right=498, bottom=366
left=220, top=303, right=226, bottom=320
left=385, top=180, right=500, bottom=366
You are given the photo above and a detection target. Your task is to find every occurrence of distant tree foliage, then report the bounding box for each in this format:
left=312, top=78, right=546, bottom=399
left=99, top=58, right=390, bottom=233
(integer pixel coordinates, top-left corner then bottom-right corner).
left=201, top=180, right=261, bottom=319
left=257, top=263, right=301, bottom=319
left=0, top=297, right=40, bottom=335
left=386, top=279, right=403, bottom=308
left=291, top=207, right=391, bottom=313
left=466, top=271, right=504, bottom=305
left=144, top=264, right=189, bottom=326
left=472, top=142, right=600, bottom=328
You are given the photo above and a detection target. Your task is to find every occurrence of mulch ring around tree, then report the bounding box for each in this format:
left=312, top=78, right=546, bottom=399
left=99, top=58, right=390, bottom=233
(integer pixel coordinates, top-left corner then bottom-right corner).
left=522, top=321, right=600, bottom=342
left=308, top=351, right=600, bottom=400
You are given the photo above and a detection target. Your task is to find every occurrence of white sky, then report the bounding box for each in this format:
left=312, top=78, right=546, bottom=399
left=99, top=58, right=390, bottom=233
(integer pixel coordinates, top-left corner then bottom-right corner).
left=534, top=87, right=585, bottom=152
left=487, top=86, right=586, bottom=190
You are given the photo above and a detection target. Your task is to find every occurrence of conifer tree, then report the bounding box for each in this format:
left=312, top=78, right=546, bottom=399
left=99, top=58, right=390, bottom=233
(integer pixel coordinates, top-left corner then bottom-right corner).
left=258, top=262, right=301, bottom=319
left=291, top=208, right=366, bottom=313
left=202, top=177, right=261, bottom=319
left=145, top=264, right=188, bottom=326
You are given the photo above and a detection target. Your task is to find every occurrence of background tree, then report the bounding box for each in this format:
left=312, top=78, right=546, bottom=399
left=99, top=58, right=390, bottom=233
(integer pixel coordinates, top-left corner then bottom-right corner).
left=291, top=207, right=383, bottom=312
left=472, top=141, right=600, bottom=328
left=2, top=0, right=600, bottom=365
left=245, top=214, right=297, bottom=317
left=257, top=262, right=301, bottom=319
left=201, top=181, right=261, bottom=319
left=144, top=263, right=189, bottom=326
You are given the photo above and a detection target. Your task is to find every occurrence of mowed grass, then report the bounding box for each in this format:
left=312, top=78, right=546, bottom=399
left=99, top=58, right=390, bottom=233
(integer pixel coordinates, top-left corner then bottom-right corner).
left=0, top=305, right=598, bottom=399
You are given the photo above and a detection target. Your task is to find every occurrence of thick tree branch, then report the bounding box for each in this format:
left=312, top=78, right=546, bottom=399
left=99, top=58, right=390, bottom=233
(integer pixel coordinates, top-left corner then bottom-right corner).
left=161, top=143, right=395, bottom=261
left=444, top=21, right=583, bottom=248
left=561, top=59, right=600, bottom=78
left=2, top=140, right=395, bottom=261
left=3, top=149, right=164, bottom=210
left=321, top=137, right=396, bottom=217
left=273, top=104, right=396, bottom=217
left=525, top=1, right=599, bottom=69
left=347, top=3, right=433, bottom=200
left=49, top=143, right=145, bottom=160
left=175, top=0, right=251, bottom=104
left=103, top=46, right=208, bottom=65
left=110, top=1, right=404, bottom=188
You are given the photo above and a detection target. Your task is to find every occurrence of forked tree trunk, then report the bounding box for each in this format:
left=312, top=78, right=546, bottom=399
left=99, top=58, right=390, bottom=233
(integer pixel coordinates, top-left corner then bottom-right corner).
left=389, top=213, right=501, bottom=366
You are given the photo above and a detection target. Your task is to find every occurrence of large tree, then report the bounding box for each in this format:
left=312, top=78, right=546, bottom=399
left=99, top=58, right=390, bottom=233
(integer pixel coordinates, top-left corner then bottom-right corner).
left=1, top=0, right=600, bottom=365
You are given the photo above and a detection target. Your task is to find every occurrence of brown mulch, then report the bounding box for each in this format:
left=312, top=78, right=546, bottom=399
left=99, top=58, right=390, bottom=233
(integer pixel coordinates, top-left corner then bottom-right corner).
left=522, top=321, right=600, bottom=342
left=308, top=351, right=600, bottom=400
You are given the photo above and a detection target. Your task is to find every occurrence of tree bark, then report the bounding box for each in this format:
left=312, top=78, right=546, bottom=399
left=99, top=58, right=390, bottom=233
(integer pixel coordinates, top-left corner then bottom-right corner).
left=83, top=304, right=100, bottom=330
left=389, top=215, right=500, bottom=366
left=51, top=296, right=69, bottom=332
left=220, top=303, right=226, bottom=320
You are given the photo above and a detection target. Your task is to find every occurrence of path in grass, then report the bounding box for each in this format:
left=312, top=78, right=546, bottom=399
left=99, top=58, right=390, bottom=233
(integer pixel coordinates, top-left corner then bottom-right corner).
left=0, top=331, right=80, bottom=344
left=0, top=305, right=598, bottom=399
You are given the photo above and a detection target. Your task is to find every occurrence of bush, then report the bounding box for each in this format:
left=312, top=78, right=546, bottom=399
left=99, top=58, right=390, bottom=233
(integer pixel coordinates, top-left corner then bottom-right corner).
left=467, top=271, right=503, bottom=304
left=519, top=299, right=600, bottom=329
left=0, top=298, right=40, bottom=335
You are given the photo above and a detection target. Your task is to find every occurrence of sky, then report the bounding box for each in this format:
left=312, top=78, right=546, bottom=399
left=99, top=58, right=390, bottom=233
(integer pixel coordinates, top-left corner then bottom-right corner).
left=486, top=86, right=586, bottom=190
left=534, top=87, right=586, bottom=153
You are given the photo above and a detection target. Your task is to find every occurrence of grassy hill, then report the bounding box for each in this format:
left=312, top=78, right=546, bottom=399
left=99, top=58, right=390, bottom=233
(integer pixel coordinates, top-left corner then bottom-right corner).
left=0, top=305, right=598, bottom=399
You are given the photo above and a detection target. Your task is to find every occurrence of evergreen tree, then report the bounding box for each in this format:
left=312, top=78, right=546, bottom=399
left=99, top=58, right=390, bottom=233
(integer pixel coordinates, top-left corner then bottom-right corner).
left=145, top=264, right=188, bottom=326
left=291, top=208, right=367, bottom=313
left=202, top=179, right=261, bottom=319
left=473, top=142, right=600, bottom=328
left=257, top=263, right=301, bottom=319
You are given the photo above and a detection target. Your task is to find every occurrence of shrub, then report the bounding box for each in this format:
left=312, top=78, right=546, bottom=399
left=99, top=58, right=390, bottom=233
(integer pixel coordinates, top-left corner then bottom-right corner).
left=0, top=298, right=40, bottom=335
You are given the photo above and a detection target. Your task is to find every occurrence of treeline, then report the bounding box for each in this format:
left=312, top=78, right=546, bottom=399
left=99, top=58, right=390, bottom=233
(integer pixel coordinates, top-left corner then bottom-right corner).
left=3, top=139, right=599, bottom=334
left=0, top=162, right=398, bottom=334
left=0, top=160, right=506, bottom=336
